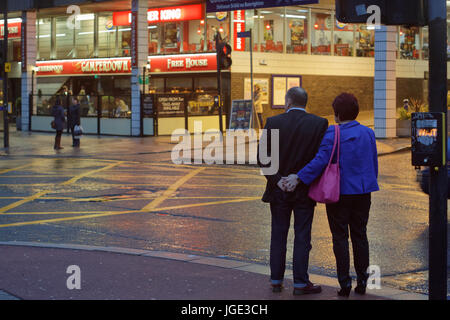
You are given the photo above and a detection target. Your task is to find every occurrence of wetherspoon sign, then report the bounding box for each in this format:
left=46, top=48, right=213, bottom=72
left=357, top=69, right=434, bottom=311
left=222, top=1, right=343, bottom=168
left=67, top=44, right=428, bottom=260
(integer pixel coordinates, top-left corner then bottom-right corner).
left=206, top=0, right=318, bottom=12
left=36, top=54, right=217, bottom=76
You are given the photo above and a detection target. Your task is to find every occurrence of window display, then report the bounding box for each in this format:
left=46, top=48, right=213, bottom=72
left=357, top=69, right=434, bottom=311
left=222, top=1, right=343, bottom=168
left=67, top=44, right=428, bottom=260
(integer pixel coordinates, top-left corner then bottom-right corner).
left=334, top=20, right=353, bottom=56
left=311, top=12, right=332, bottom=55
left=399, top=26, right=420, bottom=60
left=356, top=25, right=374, bottom=57
left=286, top=7, right=308, bottom=54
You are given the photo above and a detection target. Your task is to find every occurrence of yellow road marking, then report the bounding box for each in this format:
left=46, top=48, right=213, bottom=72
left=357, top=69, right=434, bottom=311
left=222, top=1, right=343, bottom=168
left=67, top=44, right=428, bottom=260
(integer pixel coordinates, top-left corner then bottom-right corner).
left=61, top=162, right=124, bottom=186
left=0, top=164, right=31, bottom=175
left=0, top=197, right=260, bottom=227
left=142, top=167, right=206, bottom=211
left=0, top=161, right=123, bottom=213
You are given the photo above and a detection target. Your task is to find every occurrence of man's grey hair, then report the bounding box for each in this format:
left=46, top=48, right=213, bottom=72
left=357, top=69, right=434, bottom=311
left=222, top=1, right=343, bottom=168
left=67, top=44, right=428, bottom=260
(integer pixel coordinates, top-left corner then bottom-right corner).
left=286, top=87, right=308, bottom=107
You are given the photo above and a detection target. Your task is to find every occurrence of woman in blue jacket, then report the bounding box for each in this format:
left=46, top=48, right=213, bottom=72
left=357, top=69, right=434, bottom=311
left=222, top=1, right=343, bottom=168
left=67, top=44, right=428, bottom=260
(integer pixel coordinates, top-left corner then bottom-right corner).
left=289, top=93, right=379, bottom=297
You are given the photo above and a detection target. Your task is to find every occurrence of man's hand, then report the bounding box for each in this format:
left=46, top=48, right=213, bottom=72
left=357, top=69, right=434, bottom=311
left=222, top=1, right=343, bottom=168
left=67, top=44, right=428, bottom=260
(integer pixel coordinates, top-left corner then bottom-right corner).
left=277, top=179, right=287, bottom=192
left=281, top=174, right=300, bottom=192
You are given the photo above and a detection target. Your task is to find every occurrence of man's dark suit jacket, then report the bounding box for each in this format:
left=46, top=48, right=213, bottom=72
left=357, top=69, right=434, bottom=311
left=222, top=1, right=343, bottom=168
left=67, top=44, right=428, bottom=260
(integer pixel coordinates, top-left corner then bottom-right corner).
left=258, top=109, right=329, bottom=205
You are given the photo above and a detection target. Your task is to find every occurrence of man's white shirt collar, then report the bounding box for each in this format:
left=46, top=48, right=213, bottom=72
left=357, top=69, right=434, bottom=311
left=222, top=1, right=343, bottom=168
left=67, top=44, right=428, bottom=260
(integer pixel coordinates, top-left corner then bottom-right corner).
left=287, top=107, right=306, bottom=113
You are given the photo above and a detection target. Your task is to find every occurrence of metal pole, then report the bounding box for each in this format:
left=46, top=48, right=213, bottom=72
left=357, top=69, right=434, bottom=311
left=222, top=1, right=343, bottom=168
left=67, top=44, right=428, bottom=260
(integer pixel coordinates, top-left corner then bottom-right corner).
left=216, top=31, right=223, bottom=135
left=3, top=3, right=9, bottom=148
left=427, top=0, right=448, bottom=301
left=30, top=70, right=34, bottom=132
left=141, top=66, right=145, bottom=137
left=250, top=28, right=256, bottom=129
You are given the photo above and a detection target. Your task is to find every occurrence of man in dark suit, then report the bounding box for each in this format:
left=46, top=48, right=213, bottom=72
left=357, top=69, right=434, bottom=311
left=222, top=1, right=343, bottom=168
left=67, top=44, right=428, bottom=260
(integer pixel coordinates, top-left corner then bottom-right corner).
left=258, top=87, right=328, bottom=295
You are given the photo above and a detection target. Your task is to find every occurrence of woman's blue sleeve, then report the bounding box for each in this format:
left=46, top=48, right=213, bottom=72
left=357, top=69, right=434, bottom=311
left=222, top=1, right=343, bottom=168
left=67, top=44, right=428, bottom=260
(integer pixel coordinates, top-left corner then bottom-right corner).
left=297, top=127, right=335, bottom=185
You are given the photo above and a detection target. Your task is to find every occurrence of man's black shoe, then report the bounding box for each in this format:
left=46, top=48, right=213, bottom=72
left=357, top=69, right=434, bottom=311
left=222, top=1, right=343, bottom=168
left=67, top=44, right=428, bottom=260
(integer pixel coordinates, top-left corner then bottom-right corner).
left=271, top=284, right=283, bottom=293
left=293, top=282, right=322, bottom=295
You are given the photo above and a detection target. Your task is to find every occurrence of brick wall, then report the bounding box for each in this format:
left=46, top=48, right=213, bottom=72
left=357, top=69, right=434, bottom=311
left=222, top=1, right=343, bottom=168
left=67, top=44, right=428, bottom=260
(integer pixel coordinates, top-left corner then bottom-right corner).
left=231, top=73, right=425, bottom=120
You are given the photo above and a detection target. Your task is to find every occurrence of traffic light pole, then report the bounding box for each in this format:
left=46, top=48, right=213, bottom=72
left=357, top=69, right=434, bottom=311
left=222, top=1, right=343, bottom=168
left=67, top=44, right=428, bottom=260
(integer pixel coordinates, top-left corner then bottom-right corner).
left=215, top=32, right=223, bottom=135
left=2, top=4, right=9, bottom=149
left=427, top=0, right=448, bottom=301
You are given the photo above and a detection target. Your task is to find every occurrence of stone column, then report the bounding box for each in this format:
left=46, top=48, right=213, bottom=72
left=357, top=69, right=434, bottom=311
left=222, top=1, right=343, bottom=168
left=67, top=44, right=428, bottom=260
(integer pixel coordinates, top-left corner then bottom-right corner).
left=374, top=25, right=397, bottom=138
left=21, top=11, right=37, bottom=132
left=130, top=0, right=148, bottom=136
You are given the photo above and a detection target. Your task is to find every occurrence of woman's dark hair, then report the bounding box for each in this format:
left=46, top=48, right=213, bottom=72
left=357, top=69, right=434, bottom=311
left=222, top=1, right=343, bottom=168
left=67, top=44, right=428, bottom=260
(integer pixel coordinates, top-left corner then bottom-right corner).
left=332, top=93, right=359, bottom=121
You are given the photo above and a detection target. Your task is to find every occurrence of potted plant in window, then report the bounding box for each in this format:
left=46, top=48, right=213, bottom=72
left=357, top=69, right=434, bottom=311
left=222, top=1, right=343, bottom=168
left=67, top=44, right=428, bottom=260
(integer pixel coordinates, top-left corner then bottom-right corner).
left=396, top=98, right=428, bottom=137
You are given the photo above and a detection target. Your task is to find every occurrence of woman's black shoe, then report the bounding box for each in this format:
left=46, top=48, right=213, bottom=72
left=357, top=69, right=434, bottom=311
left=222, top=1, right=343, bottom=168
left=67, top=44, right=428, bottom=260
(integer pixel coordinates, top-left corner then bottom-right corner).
left=337, top=286, right=352, bottom=297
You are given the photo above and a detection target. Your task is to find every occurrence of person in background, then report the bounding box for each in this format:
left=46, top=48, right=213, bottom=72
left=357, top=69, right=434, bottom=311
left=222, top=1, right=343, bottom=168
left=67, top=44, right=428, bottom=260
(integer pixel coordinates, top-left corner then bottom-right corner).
left=51, top=98, right=65, bottom=150
left=114, top=97, right=129, bottom=118
left=69, top=97, right=81, bottom=148
left=254, top=84, right=264, bottom=128
left=283, top=93, right=379, bottom=297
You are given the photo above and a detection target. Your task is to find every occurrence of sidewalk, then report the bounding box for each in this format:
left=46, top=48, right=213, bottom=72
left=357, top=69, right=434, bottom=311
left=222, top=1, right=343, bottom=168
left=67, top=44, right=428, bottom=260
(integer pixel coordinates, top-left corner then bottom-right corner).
left=0, top=120, right=410, bottom=161
left=0, top=242, right=427, bottom=300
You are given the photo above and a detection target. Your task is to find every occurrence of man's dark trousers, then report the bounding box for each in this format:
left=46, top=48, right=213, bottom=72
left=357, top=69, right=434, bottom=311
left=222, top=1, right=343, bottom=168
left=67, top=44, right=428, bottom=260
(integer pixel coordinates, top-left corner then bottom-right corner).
left=269, top=189, right=314, bottom=286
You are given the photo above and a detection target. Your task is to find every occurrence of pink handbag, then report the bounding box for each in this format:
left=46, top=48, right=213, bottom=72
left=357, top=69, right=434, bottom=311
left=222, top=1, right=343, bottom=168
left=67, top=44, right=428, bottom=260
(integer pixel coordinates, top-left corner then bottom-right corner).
left=308, top=125, right=340, bottom=204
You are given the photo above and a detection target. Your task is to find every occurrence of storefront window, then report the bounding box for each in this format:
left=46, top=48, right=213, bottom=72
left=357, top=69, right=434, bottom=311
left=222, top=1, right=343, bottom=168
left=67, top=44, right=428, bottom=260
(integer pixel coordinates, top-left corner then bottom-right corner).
left=75, top=14, right=95, bottom=59
left=334, top=20, right=354, bottom=56
left=37, top=18, right=51, bottom=60
left=118, top=26, right=132, bottom=56
left=259, top=8, right=284, bottom=53
left=183, top=19, right=206, bottom=53
left=160, top=22, right=180, bottom=53
left=311, top=11, right=332, bottom=55
left=286, top=7, right=308, bottom=54
left=206, top=12, right=230, bottom=51
left=56, top=17, right=74, bottom=59
left=399, top=26, right=420, bottom=60
left=422, top=27, right=429, bottom=60
left=98, top=14, right=118, bottom=58
left=355, top=24, right=374, bottom=57
left=167, top=77, right=192, bottom=94
left=148, top=25, right=159, bottom=54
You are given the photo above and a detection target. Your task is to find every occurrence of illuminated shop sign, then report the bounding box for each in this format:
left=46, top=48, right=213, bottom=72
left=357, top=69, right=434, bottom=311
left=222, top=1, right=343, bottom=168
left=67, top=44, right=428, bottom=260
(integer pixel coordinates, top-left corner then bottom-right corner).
left=36, top=58, right=132, bottom=76
left=113, top=4, right=204, bottom=26
left=0, top=22, right=22, bottom=38
left=36, top=54, right=217, bottom=76
left=233, top=11, right=245, bottom=51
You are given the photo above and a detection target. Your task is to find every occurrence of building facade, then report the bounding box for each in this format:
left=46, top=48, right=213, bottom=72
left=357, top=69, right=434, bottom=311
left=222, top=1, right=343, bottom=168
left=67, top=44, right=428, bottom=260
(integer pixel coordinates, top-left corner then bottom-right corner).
left=1, top=0, right=448, bottom=137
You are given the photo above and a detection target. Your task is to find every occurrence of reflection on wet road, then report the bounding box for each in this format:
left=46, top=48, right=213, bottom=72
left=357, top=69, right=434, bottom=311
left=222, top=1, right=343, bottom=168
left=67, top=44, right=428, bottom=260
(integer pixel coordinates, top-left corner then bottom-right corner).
left=0, top=151, right=448, bottom=295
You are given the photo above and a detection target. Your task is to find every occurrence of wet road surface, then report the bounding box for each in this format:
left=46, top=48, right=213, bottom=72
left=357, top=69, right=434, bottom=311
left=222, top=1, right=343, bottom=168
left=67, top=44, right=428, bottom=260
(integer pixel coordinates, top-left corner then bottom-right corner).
left=0, top=139, right=448, bottom=296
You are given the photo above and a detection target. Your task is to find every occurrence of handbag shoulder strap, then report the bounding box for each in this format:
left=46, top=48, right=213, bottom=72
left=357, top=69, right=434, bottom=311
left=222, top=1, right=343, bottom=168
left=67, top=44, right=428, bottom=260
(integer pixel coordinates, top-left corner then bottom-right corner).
left=327, top=125, right=340, bottom=167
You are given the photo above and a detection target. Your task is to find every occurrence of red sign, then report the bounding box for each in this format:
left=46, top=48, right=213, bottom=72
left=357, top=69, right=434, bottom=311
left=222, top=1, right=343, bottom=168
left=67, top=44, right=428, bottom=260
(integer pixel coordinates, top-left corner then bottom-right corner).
left=0, top=22, right=22, bottom=39
left=113, top=4, right=203, bottom=26
left=148, top=54, right=217, bottom=73
left=36, top=54, right=217, bottom=76
left=36, top=58, right=132, bottom=76
left=233, top=11, right=245, bottom=51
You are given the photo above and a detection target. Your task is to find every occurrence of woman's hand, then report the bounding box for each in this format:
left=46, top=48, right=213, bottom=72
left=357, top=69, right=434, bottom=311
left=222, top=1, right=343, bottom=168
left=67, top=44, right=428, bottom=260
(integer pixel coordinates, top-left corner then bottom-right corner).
left=280, top=174, right=300, bottom=192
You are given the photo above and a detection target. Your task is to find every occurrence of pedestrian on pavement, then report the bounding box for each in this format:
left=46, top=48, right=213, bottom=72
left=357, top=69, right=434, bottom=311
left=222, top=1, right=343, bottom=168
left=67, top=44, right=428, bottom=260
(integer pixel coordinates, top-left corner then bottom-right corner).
left=51, top=98, right=66, bottom=150
left=69, top=97, right=81, bottom=148
left=284, top=93, right=379, bottom=297
left=258, top=87, right=328, bottom=295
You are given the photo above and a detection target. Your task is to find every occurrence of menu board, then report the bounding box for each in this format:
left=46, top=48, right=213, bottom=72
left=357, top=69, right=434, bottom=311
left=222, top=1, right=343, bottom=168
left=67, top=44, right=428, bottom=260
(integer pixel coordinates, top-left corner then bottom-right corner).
left=156, top=95, right=185, bottom=117
left=142, top=95, right=154, bottom=117
left=272, top=75, right=302, bottom=109
left=229, top=100, right=253, bottom=131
